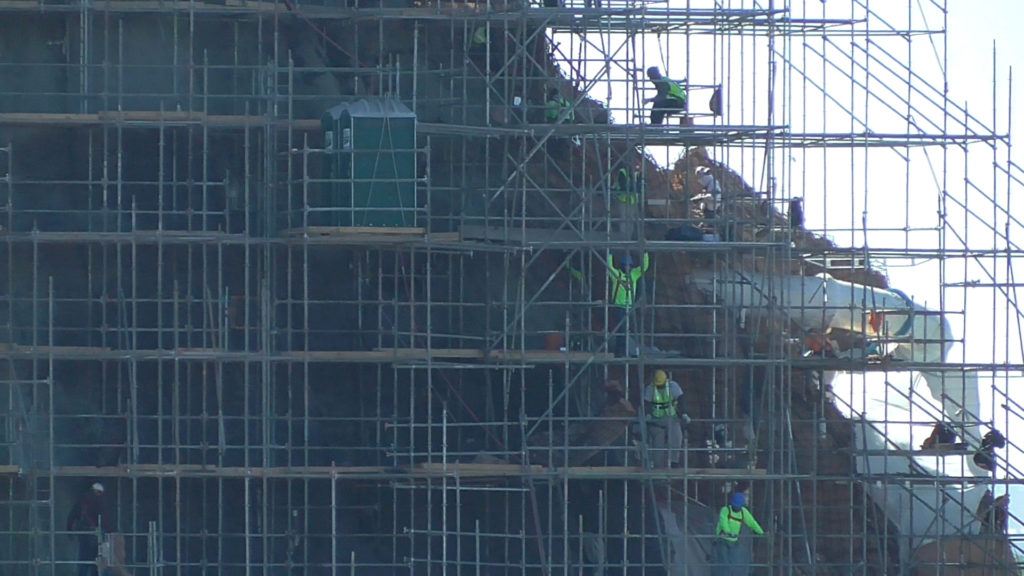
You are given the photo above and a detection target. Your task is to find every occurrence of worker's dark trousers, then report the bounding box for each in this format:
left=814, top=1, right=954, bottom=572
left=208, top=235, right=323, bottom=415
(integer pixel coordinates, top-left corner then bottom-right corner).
left=609, top=306, right=632, bottom=357
left=711, top=538, right=750, bottom=576
left=613, top=199, right=638, bottom=240
left=650, top=98, right=686, bottom=125
left=647, top=420, right=682, bottom=468
left=76, top=534, right=99, bottom=576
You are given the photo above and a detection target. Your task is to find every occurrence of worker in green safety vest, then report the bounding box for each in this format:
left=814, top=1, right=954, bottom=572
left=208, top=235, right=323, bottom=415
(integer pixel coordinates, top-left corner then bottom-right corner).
left=545, top=88, right=574, bottom=159
left=545, top=88, right=574, bottom=123
left=611, top=166, right=643, bottom=240
left=643, top=369, right=687, bottom=469
left=644, top=66, right=687, bottom=125
left=606, top=251, right=648, bottom=356
left=713, top=491, right=765, bottom=576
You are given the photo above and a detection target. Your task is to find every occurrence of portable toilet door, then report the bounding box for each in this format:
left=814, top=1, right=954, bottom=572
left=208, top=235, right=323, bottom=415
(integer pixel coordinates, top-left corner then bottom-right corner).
left=321, top=98, right=417, bottom=228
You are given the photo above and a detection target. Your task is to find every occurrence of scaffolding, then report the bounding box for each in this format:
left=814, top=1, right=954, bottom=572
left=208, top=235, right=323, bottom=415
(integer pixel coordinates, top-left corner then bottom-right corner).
left=0, top=0, right=1021, bottom=574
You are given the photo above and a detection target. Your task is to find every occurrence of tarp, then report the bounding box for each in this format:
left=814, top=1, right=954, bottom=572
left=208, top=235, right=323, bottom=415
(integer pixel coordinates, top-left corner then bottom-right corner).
left=693, top=271, right=954, bottom=363
left=830, top=368, right=988, bottom=557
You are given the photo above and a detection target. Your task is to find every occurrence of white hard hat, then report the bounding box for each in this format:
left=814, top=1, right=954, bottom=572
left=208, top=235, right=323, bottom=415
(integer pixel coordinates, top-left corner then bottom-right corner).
left=91, top=482, right=105, bottom=493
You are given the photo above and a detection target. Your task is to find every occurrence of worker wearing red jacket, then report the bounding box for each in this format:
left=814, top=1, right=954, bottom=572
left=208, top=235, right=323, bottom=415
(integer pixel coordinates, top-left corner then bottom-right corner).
left=67, top=482, right=110, bottom=576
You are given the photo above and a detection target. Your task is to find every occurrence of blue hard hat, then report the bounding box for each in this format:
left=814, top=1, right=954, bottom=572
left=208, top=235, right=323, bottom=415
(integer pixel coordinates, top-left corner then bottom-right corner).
left=731, top=492, right=746, bottom=508
left=620, top=253, right=634, bottom=268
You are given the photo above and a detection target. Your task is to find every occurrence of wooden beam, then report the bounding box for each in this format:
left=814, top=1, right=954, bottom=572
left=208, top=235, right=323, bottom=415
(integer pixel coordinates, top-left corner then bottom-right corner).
left=460, top=223, right=627, bottom=245
left=280, top=227, right=462, bottom=246
left=289, top=226, right=427, bottom=236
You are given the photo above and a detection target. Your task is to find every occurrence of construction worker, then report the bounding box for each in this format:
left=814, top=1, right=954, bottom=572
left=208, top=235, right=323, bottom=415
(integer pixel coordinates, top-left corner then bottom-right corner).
left=643, top=66, right=687, bottom=125
left=974, top=429, right=1006, bottom=472
left=713, top=491, right=765, bottom=576
left=67, top=482, right=109, bottom=576
left=67, top=482, right=131, bottom=576
left=545, top=88, right=574, bottom=124
left=611, top=166, right=640, bottom=240
left=470, top=25, right=500, bottom=73
left=789, top=197, right=804, bottom=228
left=545, top=88, right=574, bottom=159
left=709, top=85, right=723, bottom=116
left=606, top=251, right=649, bottom=356
left=694, top=166, right=721, bottom=219
left=471, top=26, right=488, bottom=56
left=643, top=369, right=688, bottom=469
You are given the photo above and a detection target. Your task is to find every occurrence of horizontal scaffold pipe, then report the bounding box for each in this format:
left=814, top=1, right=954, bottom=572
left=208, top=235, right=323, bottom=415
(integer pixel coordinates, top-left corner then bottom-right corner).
left=0, top=463, right=772, bottom=481
left=0, top=111, right=319, bottom=130
left=783, top=131, right=1001, bottom=147
left=3, top=346, right=1019, bottom=373
left=0, top=0, right=789, bottom=28
left=5, top=233, right=1024, bottom=263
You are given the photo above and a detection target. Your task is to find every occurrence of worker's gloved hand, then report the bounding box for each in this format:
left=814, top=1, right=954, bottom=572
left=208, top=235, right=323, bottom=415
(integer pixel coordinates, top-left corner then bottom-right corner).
left=679, top=413, right=691, bottom=426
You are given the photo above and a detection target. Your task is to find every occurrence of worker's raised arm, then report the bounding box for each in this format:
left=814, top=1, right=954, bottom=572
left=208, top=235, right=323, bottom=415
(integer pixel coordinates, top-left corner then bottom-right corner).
left=744, top=509, right=765, bottom=535
left=565, top=262, right=585, bottom=282
left=605, top=252, right=617, bottom=275
left=641, top=252, right=650, bottom=273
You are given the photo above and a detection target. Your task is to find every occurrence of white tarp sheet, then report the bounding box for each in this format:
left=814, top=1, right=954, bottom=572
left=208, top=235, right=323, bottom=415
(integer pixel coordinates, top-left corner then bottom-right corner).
left=693, top=271, right=954, bottom=363
left=830, top=369, right=987, bottom=550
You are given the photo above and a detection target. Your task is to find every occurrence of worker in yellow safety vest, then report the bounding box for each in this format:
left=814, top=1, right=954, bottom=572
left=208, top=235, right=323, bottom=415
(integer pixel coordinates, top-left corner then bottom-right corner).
left=644, top=66, right=687, bottom=125
left=643, top=369, right=688, bottom=469
left=605, top=252, right=648, bottom=357
left=713, top=492, right=765, bottom=576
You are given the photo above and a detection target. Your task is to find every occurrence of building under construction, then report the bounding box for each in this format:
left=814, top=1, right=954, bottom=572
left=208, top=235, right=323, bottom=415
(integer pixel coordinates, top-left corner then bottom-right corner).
left=0, top=0, right=1020, bottom=573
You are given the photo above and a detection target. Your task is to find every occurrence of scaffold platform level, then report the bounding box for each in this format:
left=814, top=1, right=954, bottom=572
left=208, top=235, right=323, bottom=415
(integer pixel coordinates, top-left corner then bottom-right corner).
left=0, top=0, right=798, bottom=33
left=282, top=227, right=460, bottom=245
left=461, top=225, right=788, bottom=252
left=0, top=229, right=468, bottom=248
left=10, top=345, right=1014, bottom=371
left=0, top=113, right=987, bottom=150
left=421, top=121, right=994, bottom=148
left=0, top=464, right=768, bottom=481
left=0, top=230, right=241, bottom=244
left=0, top=112, right=319, bottom=130
left=426, top=122, right=786, bottom=146
left=0, top=229, right=782, bottom=252
left=0, top=345, right=617, bottom=364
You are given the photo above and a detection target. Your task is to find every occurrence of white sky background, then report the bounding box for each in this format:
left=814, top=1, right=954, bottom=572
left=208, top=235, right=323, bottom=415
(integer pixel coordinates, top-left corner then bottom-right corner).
left=556, top=0, right=1024, bottom=534
left=919, top=0, right=1024, bottom=533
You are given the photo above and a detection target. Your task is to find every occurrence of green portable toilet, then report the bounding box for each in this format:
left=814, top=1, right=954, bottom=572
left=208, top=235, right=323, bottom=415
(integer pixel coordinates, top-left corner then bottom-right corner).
left=321, top=98, right=417, bottom=227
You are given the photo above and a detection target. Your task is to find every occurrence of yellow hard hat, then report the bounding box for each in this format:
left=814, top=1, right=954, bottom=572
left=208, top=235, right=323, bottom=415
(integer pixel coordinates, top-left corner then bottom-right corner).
left=653, top=370, right=668, bottom=387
